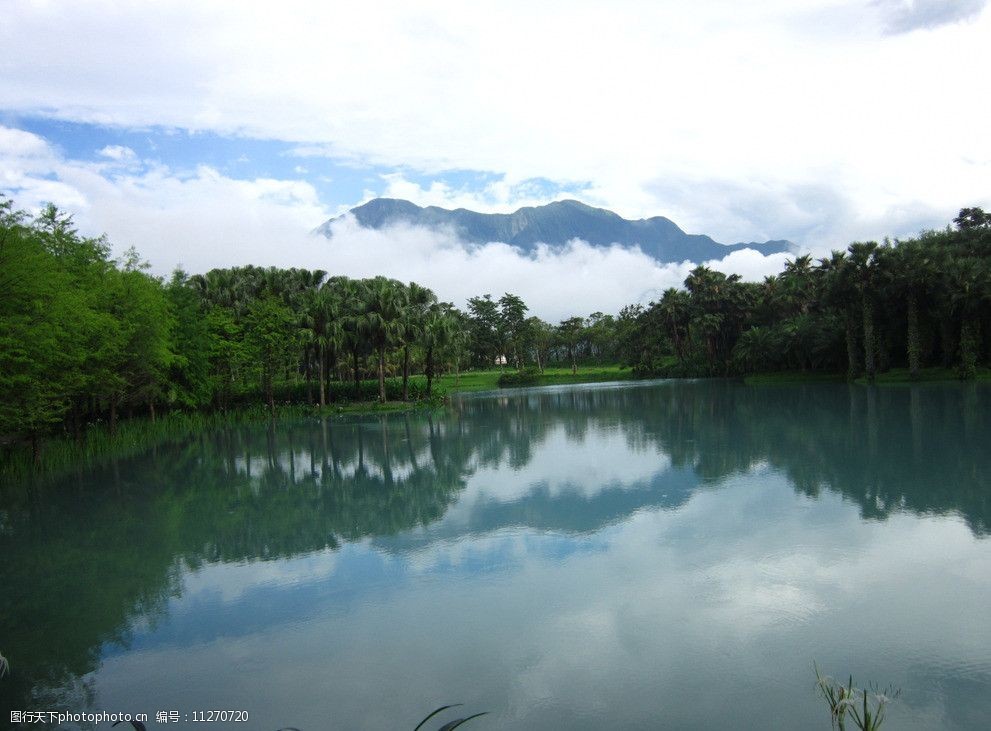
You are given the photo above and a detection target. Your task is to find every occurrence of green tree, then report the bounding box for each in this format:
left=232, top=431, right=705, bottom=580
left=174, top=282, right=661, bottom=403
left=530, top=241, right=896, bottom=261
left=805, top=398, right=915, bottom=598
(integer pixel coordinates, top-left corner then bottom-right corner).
left=360, top=277, right=406, bottom=403
left=400, top=282, right=437, bottom=400
left=557, top=316, right=585, bottom=374
left=498, top=293, right=529, bottom=368
left=166, top=270, right=214, bottom=409
left=467, top=294, right=501, bottom=367
left=0, top=211, right=82, bottom=461
left=244, top=295, right=299, bottom=414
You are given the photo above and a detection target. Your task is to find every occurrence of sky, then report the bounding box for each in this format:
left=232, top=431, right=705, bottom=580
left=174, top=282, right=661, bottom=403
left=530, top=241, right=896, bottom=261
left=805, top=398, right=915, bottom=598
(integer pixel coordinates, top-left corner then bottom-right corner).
left=1, top=0, right=989, bottom=319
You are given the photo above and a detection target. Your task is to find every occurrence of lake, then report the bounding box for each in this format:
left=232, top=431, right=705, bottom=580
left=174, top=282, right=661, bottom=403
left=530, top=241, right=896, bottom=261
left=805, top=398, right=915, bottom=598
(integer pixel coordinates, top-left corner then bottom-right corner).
left=2, top=380, right=990, bottom=729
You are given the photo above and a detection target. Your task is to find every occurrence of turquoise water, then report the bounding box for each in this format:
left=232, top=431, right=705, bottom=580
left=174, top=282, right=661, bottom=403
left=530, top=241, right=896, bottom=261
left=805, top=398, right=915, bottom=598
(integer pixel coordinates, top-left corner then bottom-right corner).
left=2, top=380, right=990, bottom=729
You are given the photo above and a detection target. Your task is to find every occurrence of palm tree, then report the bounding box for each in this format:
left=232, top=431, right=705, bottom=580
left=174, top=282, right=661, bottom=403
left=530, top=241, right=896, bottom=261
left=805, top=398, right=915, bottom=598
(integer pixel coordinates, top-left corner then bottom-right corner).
left=884, top=239, right=935, bottom=379
left=847, top=241, right=882, bottom=381
left=400, top=282, right=437, bottom=400
left=657, top=288, right=691, bottom=364
left=945, top=256, right=990, bottom=378
left=360, top=277, right=406, bottom=402
left=303, top=286, right=343, bottom=406
left=779, top=254, right=816, bottom=317
left=330, top=277, right=369, bottom=399
left=422, top=304, right=456, bottom=396
left=819, top=251, right=861, bottom=379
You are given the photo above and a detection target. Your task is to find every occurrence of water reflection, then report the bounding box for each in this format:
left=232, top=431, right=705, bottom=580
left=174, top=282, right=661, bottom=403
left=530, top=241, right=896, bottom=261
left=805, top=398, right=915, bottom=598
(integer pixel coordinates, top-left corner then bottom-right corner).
left=1, top=381, right=990, bottom=728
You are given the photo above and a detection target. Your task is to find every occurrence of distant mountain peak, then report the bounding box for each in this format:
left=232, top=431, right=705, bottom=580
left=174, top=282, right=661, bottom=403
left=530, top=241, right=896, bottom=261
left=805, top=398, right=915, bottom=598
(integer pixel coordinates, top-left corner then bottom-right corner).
left=316, top=198, right=793, bottom=264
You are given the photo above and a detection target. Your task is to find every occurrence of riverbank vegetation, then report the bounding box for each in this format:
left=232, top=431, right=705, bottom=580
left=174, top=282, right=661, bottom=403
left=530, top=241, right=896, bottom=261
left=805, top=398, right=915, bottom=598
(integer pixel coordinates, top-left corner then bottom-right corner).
left=622, top=208, right=991, bottom=381
left=2, top=193, right=989, bottom=473
left=0, top=195, right=629, bottom=472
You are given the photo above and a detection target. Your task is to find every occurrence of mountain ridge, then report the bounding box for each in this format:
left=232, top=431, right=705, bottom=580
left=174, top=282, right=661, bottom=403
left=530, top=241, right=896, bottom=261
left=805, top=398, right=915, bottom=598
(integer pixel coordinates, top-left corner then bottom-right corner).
left=315, top=198, right=794, bottom=263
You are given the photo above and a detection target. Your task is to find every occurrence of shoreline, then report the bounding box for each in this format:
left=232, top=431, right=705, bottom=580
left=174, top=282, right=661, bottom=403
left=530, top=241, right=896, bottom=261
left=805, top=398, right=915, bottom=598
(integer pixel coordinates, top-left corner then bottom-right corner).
left=5, top=364, right=989, bottom=482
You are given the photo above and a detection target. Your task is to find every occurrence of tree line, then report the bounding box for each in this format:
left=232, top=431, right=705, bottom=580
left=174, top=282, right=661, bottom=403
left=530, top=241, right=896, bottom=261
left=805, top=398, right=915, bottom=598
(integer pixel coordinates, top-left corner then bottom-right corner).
left=3, top=194, right=988, bottom=464
left=0, top=196, right=626, bottom=464
left=621, top=208, right=991, bottom=380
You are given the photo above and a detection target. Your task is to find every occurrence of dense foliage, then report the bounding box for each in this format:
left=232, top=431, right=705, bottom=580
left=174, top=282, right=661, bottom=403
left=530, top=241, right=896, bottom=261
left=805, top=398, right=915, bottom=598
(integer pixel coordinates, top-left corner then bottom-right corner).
left=623, top=209, right=991, bottom=380
left=2, top=194, right=988, bottom=468
left=0, top=197, right=623, bottom=466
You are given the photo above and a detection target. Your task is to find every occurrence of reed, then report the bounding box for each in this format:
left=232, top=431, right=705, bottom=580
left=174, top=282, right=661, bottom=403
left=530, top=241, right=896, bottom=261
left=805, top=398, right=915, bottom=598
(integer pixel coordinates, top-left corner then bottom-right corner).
left=814, top=662, right=899, bottom=731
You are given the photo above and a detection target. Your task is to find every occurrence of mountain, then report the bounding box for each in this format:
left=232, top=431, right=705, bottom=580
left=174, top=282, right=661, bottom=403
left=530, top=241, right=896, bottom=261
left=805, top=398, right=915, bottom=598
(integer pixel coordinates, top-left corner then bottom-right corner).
left=315, top=198, right=794, bottom=263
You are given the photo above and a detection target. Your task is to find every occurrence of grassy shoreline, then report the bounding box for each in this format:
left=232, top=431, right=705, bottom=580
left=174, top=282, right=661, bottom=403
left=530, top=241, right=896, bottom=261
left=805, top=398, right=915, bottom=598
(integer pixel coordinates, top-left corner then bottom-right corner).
left=439, top=365, right=635, bottom=393
left=7, top=363, right=988, bottom=481
left=744, top=366, right=991, bottom=385
left=0, top=366, right=633, bottom=481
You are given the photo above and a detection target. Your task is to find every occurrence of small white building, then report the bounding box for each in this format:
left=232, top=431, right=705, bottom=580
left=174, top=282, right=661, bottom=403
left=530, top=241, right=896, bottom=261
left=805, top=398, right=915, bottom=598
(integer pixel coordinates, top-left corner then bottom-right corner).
left=494, top=354, right=508, bottom=366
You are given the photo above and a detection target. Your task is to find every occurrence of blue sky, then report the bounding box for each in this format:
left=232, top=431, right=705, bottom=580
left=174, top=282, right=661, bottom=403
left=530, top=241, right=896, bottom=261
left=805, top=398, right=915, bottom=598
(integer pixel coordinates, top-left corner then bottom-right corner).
left=7, top=115, right=561, bottom=215
left=1, top=0, right=989, bottom=317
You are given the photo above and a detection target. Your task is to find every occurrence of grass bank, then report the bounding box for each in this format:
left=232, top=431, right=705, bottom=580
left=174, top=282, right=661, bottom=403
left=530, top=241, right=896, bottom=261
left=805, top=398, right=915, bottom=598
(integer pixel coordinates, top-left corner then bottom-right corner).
left=854, top=366, right=991, bottom=384
left=743, top=372, right=848, bottom=385
left=744, top=366, right=991, bottom=386
left=2, top=366, right=639, bottom=481
left=439, top=365, right=635, bottom=393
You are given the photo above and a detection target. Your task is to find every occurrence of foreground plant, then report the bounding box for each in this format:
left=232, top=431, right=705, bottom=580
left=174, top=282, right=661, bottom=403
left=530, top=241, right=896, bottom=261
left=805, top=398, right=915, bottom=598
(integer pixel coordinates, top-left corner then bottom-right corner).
left=273, top=703, right=487, bottom=731
left=414, top=704, right=488, bottom=730
left=814, top=662, right=899, bottom=730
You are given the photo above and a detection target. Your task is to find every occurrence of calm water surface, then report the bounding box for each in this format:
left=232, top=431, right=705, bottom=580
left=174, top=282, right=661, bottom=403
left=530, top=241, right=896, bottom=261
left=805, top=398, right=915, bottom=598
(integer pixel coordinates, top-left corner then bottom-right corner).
left=2, top=381, right=991, bottom=729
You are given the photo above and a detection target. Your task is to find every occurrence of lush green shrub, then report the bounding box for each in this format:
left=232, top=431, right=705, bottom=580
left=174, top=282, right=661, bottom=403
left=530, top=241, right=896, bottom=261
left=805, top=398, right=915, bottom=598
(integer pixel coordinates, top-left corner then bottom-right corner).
left=497, top=367, right=541, bottom=387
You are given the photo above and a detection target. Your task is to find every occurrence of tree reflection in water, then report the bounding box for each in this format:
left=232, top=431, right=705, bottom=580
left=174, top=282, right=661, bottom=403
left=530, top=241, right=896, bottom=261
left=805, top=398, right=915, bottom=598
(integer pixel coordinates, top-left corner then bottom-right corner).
left=1, top=381, right=988, bottom=722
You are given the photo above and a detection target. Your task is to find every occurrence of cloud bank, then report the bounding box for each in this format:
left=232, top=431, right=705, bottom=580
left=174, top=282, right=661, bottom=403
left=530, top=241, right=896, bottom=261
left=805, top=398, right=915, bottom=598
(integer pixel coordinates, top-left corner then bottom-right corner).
left=874, top=0, right=988, bottom=34
left=1, top=125, right=792, bottom=321
left=1, top=0, right=988, bottom=249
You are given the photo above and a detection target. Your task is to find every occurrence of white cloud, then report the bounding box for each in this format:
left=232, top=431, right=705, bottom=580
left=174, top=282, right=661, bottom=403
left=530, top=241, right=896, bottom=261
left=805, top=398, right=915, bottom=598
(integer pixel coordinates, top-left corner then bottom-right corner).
left=464, top=424, right=672, bottom=505
left=320, top=215, right=715, bottom=321
left=0, top=1, right=988, bottom=248
left=705, top=248, right=795, bottom=281
left=873, top=0, right=988, bottom=34
left=0, top=124, right=796, bottom=320
left=0, top=125, right=87, bottom=207
left=374, top=173, right=584, bottom=215
left=89, top=470, right=991, bottom=729
left=97, top=144, right=136, bottom=162
left=0, top=125, right=331, bottom=272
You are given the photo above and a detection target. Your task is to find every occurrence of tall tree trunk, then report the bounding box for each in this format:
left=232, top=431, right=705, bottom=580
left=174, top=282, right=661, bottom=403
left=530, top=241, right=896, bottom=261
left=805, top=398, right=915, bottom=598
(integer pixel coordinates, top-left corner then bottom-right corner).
left=862, top=299, right=876, bottom=382
left=402, top=345, right=410, bottom=401
left=149, top=399, right=156, bottom=423
left=266, top=375, right=275, bottom=417
left=906, top=294, right=921, bottom=379
left=378, top=346, right=386, bottom=403
left=327, top=347, right=336, bottom=404
left=31, top=431, right=41, bottom=467
left=426, top=346, right=434, bottom=396
left=845, top=313, right=859, bottom=380
left=305, top=344, right=313, bottom=404
left=669, top=317, right=683, bottom=363
left=352, top=348, right=361, bottom=400
left=318, top=341, right=326, bottom=407
left=959, top=318, right=980, bottom=379
left=939, top=317, right=955, bottom=368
